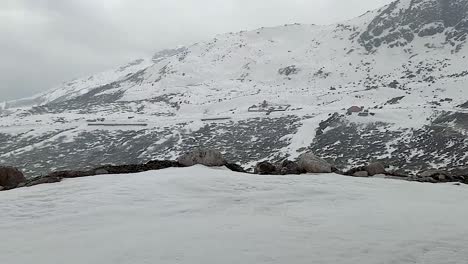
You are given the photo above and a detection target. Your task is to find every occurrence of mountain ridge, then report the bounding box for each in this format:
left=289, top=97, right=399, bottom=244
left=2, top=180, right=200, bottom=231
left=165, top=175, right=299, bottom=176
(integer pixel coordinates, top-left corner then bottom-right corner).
left=1, top=0, right=468, bottom=176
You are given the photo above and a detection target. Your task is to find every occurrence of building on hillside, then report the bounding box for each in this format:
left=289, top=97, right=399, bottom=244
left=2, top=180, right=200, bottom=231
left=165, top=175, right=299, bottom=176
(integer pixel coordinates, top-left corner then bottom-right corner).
left=347, top=106, right=364, bottom=115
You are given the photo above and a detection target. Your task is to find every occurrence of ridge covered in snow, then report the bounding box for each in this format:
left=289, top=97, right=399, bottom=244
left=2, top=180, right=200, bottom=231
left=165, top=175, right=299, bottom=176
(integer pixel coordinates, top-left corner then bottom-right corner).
left=1, top=0, right=468, bottom=176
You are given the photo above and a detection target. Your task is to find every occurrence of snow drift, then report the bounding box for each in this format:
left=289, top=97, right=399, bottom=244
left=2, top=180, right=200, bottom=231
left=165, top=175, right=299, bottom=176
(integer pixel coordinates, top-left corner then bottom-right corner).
left=1, top=166, right=468, bottom=264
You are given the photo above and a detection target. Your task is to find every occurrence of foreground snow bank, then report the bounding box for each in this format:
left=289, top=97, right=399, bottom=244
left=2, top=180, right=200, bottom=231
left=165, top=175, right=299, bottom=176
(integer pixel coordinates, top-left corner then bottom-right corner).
left=1, top=165, right=468, bottom=264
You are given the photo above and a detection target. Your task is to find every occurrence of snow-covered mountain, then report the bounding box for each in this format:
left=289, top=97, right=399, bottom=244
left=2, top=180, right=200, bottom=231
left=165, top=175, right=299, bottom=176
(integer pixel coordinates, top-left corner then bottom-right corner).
left=1, top=0, right=468, bottom=176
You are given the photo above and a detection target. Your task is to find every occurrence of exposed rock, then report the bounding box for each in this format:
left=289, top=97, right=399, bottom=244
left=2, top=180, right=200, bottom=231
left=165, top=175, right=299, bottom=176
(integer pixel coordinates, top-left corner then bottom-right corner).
left=25, top=176, right=62, bottom=187
left=419, top=170, right=453, bottom=182
left=422, top=177, right=438, bottom=184
left=278, top=65, right=299, bottom=76
left=94, top=169, right=110, bottom=175
left=48, top=170, right=94, bottom=179
left=297, top=153, right=332, bottom=173
left=177, top=149, right=227, bottom=167
left=420, top=170, right=447, bottom=178
left=92, top=161, right=180, bottom=175
left=225, top=163, right=246, bottom=173
left=0, top=166, right=26, bottom=189
left=353, top=171, right=369, bottom=177
left=279, top=160, right=303, bottom=175
left=359, top=0, right=468, bottom=52
left=345, top=166, right=365, bottom=176
left=386, top=169, right=411, bottom=178
left=0, top=186, right=4, bottom=191
left=385, top=96, right=405, bottom=105
left=1, top=160, right=183, bottom=191
left=145, top=160, right=181, bottom=170
left=254, top=161, right=277, bottom=175
left=365, top=162, right=386, bottom=176
left=93, top=164, right=149, bottom=174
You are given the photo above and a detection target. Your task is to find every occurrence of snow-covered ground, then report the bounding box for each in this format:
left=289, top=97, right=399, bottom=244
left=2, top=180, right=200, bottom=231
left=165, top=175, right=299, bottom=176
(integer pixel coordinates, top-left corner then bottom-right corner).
left=1, top=165, right=468, bottom=264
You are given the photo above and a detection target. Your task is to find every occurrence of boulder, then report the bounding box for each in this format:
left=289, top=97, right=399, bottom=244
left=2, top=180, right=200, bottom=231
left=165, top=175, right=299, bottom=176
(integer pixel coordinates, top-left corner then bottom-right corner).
left=279, top=160, right=303, bottom=175
left=353, top=171, right=369, bottom=177
left=225, top=163, right=246, bottom=173
left=178, top=149, right=227, bottom=167
left=254, top=161, right=277, bottom=175
left=423, top=177, right=438, bottom=184
left=365, top=162, right=386, bottom=176
left=0, top=166, right=26, bottom=189
left=297, top=153, right=332, bottom=173
left=0, top=186, right=4, bottom=191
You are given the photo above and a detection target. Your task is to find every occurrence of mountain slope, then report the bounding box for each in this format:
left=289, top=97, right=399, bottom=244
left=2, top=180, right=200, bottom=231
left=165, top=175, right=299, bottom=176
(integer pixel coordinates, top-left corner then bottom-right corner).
left=1, top=0, right=468, bottom=176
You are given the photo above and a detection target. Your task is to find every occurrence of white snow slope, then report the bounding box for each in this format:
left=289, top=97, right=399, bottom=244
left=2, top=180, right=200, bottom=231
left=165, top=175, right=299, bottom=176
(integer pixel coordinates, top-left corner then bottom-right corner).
left=1, top=165, right=468, bottom=264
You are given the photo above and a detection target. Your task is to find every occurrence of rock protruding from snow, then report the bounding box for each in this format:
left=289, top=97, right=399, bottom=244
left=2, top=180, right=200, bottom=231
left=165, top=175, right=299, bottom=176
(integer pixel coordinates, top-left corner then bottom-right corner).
left=418, top=170, right=453, bottom=182
left=254, top=161, right=277, bottom=175
left=0, top=166, right=26, bottom=189
left=297, top=153, right=332, bottom=173
left=178, top=149, right=227, bottom=167
left=353, top=171, right=370, bottom=177
left=279, top=160, right=303, bottom=175
left=366, top=162, right=387, bottom=176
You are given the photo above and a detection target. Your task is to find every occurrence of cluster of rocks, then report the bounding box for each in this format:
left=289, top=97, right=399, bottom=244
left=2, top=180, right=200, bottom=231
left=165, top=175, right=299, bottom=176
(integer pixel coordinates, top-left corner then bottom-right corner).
left=253, top=152, right=468, bottom=186
left=0, top=149, right=245, bottom=192
left=254, top=153, right=335, bottom=175
left=253, top=153, right=389, bottom=178
left=1, top=149, right=467, bottom=192
left=408, top=170, right=467, bottom=184
left=344, top=162, right=387, bottom=177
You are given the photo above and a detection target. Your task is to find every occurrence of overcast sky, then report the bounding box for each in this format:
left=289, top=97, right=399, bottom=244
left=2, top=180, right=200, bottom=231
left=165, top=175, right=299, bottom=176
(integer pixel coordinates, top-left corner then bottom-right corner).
left=0, top=0, right=392, bottom=100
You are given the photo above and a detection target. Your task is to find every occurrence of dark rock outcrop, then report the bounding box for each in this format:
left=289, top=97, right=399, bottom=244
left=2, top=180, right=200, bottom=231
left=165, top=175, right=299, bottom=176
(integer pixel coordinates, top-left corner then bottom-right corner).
left=25, top=176, right=62, bottom=187
left=254, top=161, right=277, bottom=175
left=406, top=169, right=467, bottom=183
left=359, top=0, right=468, bottom=52
left=92, top=160, right=181, bottom=175
left=418, top=170, right=454, bottom=182
left=0, top=166, right=26, bottom=189
left=346, top=162, right=387, bottom=177
left=365, top=162, right=387, bottom=176
left=353, top=171, right=370, bottom=177
left=48, top=170, right=94, bottom=179
left=177, top=149, right=227, bottom=167
left=279, top=160, right=303, bottom=175
left=225, top=163, right=247, bottom=173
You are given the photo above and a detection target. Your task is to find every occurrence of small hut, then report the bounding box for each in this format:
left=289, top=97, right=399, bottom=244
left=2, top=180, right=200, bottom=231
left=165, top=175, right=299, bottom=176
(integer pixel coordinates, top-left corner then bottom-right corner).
left=347, top=106, right=364, bottom=115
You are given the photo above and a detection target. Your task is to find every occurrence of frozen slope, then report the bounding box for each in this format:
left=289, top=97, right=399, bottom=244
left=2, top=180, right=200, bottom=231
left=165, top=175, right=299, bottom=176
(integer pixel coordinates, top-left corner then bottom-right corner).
left=1, top=166, right=468, bottom=264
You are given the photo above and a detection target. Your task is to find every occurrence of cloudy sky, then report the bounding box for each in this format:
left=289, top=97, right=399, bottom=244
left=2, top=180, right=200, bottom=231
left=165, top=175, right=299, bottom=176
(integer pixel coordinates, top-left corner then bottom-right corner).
left=0, top=0, right=392, bottom=100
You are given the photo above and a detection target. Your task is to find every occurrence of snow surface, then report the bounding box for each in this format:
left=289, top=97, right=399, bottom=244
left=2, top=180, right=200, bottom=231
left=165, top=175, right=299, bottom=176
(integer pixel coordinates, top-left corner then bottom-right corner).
left=1, top=166, right=468, bottom=264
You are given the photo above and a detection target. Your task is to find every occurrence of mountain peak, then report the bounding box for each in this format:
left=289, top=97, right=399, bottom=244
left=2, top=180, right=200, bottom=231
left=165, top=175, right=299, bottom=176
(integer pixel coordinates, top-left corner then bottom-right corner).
left=359, top=0, right=468, bottom=52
